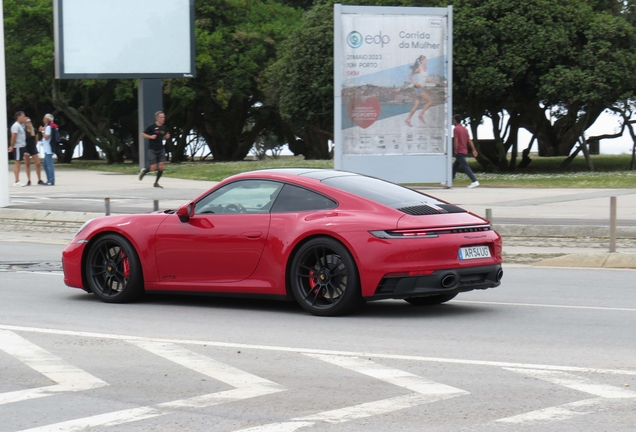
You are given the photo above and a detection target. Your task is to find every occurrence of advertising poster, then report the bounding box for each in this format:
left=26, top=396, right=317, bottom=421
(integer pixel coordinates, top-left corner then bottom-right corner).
left=340, top=13, right=448, bottom=156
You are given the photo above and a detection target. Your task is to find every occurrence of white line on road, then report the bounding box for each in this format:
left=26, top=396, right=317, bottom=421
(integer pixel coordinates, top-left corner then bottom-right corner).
left=305, top=354, right=468, bottom=397
left=475, top=369, right=636, bottom=428
left=235, top=355, right=468, bottom=432
left=18, top=341, right=285, bottom=431
left=1, top=324, right=634, bottom=376
left=504, top=368, right=636, bottom=399
left=454, top=300, right=636, bottom=312
left=0, top=330, right=107, bottom=406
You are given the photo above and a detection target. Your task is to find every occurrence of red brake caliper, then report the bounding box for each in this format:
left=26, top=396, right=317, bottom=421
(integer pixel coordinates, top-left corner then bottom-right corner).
left=121, top=251, right=130, bottom=282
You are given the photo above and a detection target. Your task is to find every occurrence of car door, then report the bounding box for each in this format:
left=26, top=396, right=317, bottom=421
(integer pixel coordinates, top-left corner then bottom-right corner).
left=154, top=180, right=283, bottom=284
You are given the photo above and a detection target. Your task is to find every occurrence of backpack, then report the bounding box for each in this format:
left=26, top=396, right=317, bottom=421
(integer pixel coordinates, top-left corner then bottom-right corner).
left=49, top=122, right=61, bottom=155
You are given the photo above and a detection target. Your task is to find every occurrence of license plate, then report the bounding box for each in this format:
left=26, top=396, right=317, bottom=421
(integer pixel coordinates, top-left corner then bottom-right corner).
left=459, top=246, right=491, bottom=260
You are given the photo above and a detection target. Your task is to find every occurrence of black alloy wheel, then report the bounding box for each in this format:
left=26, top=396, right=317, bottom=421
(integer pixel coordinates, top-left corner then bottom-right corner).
left=404, top=293, right=457, bottom=306
left=85, top=234, right=143, bottom=303
left=290, top=237, right=363, bottom=316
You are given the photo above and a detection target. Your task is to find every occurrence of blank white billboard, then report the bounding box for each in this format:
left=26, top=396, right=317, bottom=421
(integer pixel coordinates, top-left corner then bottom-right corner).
left=54, top=0, right=195, bottom=78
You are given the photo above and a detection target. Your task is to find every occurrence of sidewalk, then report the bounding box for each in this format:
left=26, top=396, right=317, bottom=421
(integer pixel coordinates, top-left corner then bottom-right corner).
left=3, top=167, right=636, bottom=268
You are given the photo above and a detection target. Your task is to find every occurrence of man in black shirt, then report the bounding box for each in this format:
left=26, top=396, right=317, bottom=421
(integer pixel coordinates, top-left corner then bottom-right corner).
left=139, top=111, right=171, bottom=188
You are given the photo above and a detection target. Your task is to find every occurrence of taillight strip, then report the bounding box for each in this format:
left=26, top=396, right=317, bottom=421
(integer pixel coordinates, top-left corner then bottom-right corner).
left=370, top=225, right=490, bottom=239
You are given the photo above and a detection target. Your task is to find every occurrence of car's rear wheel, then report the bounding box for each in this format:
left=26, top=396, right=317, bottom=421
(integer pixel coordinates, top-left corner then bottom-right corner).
left=405, top=294, right=457, bottom=306
left=290, top=237, right=363, bottom=316
left=85, top=234, right=143, bottom=303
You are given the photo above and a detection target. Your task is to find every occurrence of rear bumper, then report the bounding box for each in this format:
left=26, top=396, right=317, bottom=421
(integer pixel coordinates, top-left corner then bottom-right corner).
left=368, top=264, right=502, bottom=300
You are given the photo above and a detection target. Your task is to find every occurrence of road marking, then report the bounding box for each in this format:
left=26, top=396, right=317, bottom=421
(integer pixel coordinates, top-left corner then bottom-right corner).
left=19, top=341, right=285, bottom=431
left=16, top=271, right=64, bottom=276
left=2, top=324, right=635, bottom=376
left=478, top=368, right=636, bottom=427
left=0, top=330, right=107, bottom=405
left=235, top=355, right=468, bottom=431
left=504, top=368, right=636, bottom=399
left=305, top=354, right=468, bottom=397
left=492, top=397, right=629, bottom=426
left=454, top=300, right=636, bottom=312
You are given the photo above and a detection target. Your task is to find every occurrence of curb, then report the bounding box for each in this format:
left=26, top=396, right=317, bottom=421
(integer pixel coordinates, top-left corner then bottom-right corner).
left=533, top=253, right=636, bottom=269
left=0, top=208, right=102, bottom=223
left=493, top=224, right=636, bottom=239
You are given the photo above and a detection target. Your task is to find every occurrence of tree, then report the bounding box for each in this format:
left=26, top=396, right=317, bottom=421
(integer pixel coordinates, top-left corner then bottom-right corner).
left=4, top=0, right=139, bottom=164
left=449, top=0, right=636, bottom=170
left=266, top=2, right=335, bottom=159
left=165, top=0, right=302, bottom=161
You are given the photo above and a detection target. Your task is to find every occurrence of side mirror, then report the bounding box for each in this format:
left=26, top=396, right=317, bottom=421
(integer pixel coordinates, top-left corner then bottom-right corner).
left=177, top=202, right=195, bottom=222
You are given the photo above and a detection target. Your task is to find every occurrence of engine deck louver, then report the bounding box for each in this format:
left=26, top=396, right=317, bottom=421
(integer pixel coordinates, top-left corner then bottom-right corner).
left=398, top=204, right=467, bottom=215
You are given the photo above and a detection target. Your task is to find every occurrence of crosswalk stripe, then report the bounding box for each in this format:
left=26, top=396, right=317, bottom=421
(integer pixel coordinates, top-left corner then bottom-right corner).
left=234, top=355, right=468, bottom=431
left=0, top=330, right=107, bottom=405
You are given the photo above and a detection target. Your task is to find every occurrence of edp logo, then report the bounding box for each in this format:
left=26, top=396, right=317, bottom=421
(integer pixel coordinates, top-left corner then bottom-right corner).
left=347, top=31, right=390, bottom=48
left=347, top=31, right=363, bottom=48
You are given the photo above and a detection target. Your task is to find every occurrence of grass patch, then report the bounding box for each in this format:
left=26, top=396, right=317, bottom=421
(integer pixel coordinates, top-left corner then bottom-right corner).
left=61, top=157, right=332, bottom=182
left=55, top=153, right=636, bottom=187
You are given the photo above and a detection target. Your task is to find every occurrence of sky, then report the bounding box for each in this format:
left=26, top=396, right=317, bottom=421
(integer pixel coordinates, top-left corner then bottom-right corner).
left=477, top=110, right=635, bottom=155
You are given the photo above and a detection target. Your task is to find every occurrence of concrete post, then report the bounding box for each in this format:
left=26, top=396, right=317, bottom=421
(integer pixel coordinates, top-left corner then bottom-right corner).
left=105, top=198, right=110, bottom=216
left=485, top=208, right=492, bottom=222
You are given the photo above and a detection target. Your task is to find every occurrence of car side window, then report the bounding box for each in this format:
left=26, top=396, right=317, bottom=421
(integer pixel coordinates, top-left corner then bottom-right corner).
left=270, top=184, right=337, bottom=213
left=195, top=180, right=283, bottom=214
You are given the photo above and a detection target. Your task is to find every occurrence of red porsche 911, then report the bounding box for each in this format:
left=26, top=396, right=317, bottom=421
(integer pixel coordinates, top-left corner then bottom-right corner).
left=62, top=169, right=502, bottom=316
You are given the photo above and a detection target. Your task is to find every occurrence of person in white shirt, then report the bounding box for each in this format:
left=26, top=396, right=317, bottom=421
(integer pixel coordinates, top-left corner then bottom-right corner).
left=8, top=111, right=27, bottom=186
left=38, top=114, right=56, bottom=186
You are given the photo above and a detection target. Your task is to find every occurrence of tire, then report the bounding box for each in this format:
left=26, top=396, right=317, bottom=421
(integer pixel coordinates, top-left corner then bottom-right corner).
left=405, top=293, right=457, bottom=306
left=289, top=237, right=363, bottom=316
left=85, top=234, right=144, bottom=303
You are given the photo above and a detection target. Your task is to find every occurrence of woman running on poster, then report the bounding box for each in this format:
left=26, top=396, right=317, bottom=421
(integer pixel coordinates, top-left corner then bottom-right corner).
left=405, top=55, right=434, bottom=127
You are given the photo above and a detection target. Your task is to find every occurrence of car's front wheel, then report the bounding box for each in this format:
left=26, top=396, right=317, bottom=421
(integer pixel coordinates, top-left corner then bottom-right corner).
left=290, top=237, right=363, bottom=316
left=404, top=293, right=457, bottom=306
left=85, top=234, right=144, bottom=303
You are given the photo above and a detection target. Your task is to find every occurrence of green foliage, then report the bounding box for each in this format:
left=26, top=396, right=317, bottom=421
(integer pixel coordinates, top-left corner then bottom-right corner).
left=447, top=0, right=636, bottom=163
left=166, top=0, right=302, bottom=161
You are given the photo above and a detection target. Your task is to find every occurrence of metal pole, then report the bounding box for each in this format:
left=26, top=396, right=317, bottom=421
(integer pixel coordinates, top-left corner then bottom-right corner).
left=105, top=197, right=110, bottom=216
left=609, top=196, right=617, bottom=253
left=0, top=1, right=10, bottom=207
left=153, top=199, right=159, bottom=212
left=485, top=208, right=492, bottom=221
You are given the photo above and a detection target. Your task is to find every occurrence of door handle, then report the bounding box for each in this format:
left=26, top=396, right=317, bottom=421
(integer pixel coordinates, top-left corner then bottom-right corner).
left=241, top=231, right=262, bottom=239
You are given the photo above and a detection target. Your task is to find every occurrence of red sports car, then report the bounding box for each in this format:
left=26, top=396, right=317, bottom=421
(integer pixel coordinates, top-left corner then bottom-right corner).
left=62, top=169, right=502, bottom=316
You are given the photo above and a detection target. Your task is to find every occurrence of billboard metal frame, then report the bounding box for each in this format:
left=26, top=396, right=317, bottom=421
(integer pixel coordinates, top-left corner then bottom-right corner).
left=54, top=0, right=196, bottom=79
left=334, top=4, right=453, bottom=185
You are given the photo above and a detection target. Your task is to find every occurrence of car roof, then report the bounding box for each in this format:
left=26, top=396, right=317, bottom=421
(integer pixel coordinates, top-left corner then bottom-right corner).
left=253, top=168, right=360, bottom=181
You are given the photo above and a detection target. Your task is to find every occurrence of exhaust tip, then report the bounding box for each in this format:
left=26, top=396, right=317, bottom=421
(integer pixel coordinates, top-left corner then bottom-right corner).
left=441, top=274, right=456, bottom=288
left=496, top=269, right=504, bottom=282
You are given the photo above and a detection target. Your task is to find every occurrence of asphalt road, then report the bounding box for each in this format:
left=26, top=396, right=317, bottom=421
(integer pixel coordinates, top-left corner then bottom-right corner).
left=1, top=241, right=635, bottom=431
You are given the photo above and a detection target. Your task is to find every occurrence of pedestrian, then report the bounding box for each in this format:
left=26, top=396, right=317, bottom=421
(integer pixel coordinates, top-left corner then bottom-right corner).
left=8, top=111, right=27, bottom=186
left=23, top=117, right=45, bottom=186
left=452, top=114, right=480, bottom=188
left=39, top=114, right=56, bottom=186
left=139, top=111, right=170, bottom=188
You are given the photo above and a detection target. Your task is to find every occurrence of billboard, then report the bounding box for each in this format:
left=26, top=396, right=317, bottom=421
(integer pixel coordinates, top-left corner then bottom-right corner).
left=334, top=5, right=453, bottom=184
left=54, top=0, right=195, bottom=79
